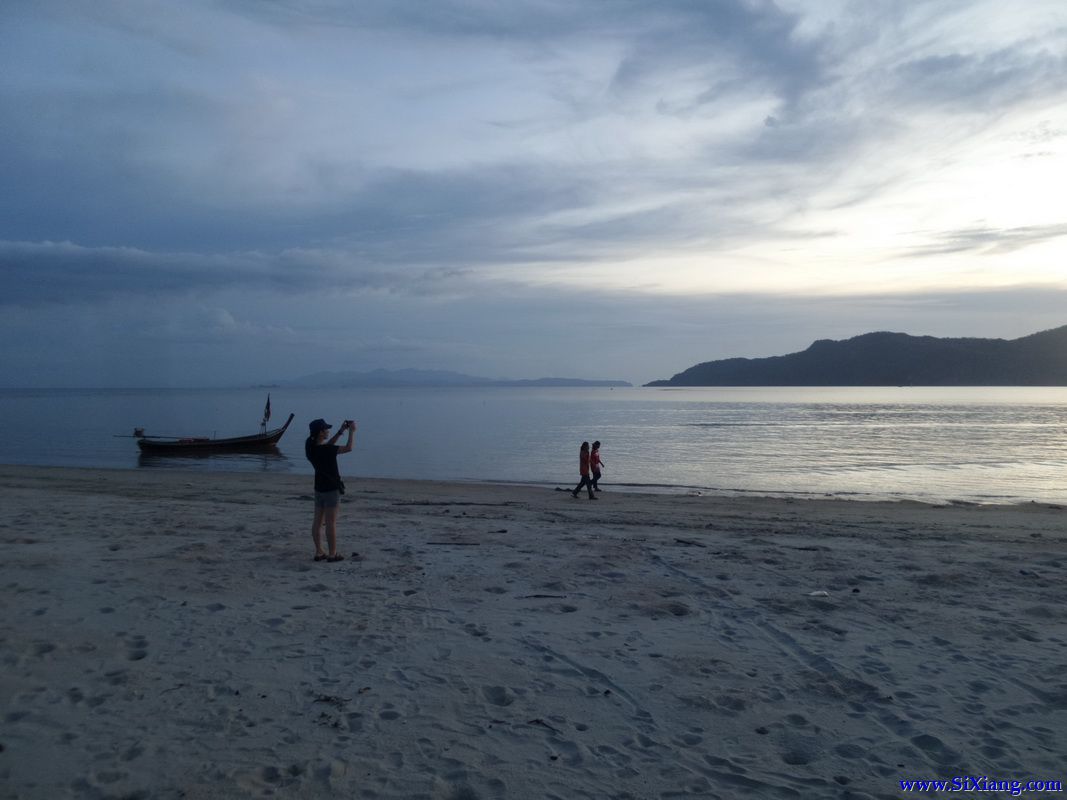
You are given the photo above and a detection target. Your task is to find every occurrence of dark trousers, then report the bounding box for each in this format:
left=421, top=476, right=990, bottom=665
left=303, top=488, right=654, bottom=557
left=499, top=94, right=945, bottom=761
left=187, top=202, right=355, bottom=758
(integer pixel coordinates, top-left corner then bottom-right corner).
left=592, top=469, right=601, bottom=489
left=573, top=475, right=594, bottom=498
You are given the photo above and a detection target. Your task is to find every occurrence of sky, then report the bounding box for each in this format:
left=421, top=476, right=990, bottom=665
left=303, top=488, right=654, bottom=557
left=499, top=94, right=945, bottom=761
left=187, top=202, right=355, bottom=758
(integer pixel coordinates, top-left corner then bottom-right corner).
left=2, top=0, right=1066, bottom=387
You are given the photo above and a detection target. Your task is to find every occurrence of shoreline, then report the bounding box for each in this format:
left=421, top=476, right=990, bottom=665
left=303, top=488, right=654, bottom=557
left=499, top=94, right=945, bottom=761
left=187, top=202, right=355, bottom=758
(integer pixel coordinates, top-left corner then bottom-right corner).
left=1, top=461, right=1064, bottom=510
left=2, top=465, right=1065, bottom=798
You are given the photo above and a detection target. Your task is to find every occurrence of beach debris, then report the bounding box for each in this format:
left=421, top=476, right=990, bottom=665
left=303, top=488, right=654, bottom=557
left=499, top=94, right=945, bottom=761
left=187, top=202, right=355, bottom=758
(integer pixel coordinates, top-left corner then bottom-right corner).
left=394, top=500, right=509, bottom=507
left=426, top=541, right=480, bottom=546
left=313, top=694, right=350, bottom=709
left=316, top=712, right=341, bottom=729
left=807, top=591, right=830, bottom=597
left=528, top=718, right=562, bottom=734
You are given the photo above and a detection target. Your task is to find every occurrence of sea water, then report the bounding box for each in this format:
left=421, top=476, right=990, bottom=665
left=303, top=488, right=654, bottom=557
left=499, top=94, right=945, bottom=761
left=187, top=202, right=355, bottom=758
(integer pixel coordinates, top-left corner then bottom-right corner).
left=0, top=386, right=1065, bottom=505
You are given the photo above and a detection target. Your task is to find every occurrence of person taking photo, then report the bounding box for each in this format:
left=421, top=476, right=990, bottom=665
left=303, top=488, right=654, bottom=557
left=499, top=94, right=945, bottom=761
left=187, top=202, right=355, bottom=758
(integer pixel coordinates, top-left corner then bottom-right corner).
left=305, top=417, right=356, bottom=562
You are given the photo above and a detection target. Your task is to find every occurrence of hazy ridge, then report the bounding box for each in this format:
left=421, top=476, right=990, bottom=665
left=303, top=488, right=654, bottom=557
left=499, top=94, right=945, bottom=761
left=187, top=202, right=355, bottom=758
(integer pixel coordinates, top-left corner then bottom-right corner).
left=282, top=368, right=631, bottom=388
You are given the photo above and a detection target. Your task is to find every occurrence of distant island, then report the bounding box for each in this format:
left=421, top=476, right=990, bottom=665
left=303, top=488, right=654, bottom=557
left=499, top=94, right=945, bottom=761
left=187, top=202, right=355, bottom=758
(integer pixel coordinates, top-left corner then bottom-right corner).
left=282, top=368, right=631, bottom=388
left=647, top=325, right=1067, bottom=386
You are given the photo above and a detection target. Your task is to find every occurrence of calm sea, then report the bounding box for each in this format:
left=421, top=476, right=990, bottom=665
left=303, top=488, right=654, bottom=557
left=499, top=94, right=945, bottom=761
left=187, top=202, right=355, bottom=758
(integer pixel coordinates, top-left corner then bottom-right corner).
left=1, top=386, right=1065, bottom=506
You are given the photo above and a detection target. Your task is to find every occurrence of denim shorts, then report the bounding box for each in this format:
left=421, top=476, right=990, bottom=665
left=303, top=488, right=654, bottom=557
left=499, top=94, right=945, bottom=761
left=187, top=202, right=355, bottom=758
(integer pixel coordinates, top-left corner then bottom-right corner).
left=314, top=490, right=341, bottom=509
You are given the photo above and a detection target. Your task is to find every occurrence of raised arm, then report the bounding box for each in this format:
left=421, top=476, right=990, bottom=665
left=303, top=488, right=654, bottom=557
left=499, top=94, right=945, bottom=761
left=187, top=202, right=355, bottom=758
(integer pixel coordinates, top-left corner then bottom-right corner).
left=337, top=420, right=357, bottom=453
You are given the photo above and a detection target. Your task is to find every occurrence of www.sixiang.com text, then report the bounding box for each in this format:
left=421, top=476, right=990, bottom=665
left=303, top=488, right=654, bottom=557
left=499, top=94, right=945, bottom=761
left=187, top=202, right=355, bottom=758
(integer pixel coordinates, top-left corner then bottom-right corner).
left=900, top=777, right=1063, bottom=796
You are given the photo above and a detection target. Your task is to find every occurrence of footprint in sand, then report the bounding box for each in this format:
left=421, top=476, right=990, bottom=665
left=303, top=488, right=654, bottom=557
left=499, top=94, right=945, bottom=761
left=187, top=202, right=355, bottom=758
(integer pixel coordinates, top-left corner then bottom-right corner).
left=481, top=686, right=515, bottom=707
left=119, top=634, right=148, bottom=661
left=910, top=733, right=960, bottom=765
left=464, top=623, right=490, bottom=639
left=834, top=743, right=865, bottom=759
left=672, top=732, right=704, bottom=747
left=780, top=746, right=814, bottom=766
left=90, top=769, right=130, bottom=786
left=104, top=669, right=129, bottom=686
left=714, top=694, right=747, bottom=715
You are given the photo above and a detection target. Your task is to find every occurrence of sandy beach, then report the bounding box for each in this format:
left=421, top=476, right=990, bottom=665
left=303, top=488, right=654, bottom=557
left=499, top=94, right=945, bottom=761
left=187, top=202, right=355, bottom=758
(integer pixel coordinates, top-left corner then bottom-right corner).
left=1, top=465, right=1065, bottom=799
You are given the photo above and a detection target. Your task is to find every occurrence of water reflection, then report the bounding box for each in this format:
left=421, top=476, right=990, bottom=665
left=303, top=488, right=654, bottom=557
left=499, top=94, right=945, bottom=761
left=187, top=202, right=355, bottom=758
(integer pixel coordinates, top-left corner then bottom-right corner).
left=137, top=446, right=292, bottom=473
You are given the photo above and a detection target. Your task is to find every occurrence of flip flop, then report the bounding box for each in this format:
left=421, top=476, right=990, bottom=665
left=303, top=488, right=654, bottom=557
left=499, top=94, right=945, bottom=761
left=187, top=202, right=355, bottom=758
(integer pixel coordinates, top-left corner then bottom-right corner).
left=327, top=554, right=345, bottom=562
left=313, top=554, right=328, bottom=562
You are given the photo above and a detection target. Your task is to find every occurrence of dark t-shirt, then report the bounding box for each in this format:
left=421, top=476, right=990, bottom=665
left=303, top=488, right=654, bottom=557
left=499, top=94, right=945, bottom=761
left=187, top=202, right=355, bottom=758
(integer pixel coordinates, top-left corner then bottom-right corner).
left=305, top=439, right=342, bottom=492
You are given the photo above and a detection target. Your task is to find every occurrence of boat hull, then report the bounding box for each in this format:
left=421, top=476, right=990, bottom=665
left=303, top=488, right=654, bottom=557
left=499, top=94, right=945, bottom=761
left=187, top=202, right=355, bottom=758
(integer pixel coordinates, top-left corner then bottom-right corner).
left=136, top=414, right=294, bottom=454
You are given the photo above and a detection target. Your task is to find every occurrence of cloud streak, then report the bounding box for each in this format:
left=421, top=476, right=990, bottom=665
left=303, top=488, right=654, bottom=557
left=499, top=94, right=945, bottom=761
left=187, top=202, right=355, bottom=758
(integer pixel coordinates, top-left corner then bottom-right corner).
left=906, top=223, right=1067, bottom=258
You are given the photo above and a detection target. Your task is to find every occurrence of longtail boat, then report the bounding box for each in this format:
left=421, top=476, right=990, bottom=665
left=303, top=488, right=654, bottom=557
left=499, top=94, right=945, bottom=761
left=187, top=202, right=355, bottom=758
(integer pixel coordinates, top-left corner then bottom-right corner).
left=132, top=395, right=294, bottom=453
left=134, top=412, right=294, bottom=453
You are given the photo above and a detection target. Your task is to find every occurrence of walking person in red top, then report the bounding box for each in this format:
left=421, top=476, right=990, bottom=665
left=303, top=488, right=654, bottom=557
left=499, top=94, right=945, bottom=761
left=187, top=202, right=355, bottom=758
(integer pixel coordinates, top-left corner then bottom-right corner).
left=572, top=441, right=597, bottom=500
left=590, top=440, right=604, bottom=492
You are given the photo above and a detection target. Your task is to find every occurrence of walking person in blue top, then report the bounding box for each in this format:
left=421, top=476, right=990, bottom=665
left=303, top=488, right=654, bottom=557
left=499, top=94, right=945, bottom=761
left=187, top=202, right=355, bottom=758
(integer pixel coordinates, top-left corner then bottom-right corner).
left=305, top=417, right=356, bottom=562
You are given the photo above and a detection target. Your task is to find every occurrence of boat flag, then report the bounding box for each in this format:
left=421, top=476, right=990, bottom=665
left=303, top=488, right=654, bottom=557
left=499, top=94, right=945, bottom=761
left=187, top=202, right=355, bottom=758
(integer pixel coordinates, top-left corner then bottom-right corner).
left=262, top=394, right=271, bottom=425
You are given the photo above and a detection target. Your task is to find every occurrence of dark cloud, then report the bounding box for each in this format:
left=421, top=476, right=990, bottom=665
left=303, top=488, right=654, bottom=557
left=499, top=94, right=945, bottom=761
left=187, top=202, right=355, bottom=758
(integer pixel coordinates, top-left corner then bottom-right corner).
left=0, top=152, right=786, bottom=306
left=0, top=240, right=477, bottom=306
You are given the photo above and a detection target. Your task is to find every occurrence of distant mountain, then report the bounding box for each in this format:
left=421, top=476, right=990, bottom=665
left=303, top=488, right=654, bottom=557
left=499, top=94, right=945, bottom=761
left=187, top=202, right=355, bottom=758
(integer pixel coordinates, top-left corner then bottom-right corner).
left=284, top=368, right=631, bottom=388
left=647, top=326, right=1067, bottom=386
